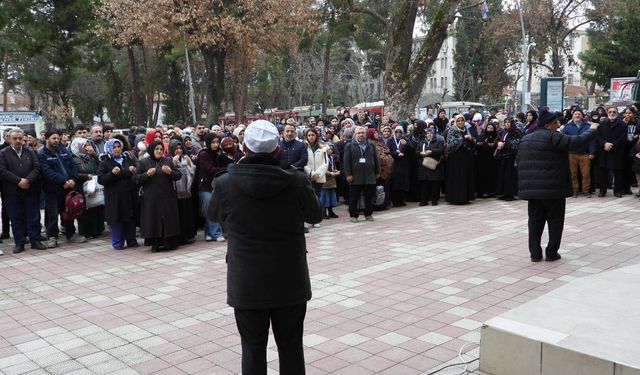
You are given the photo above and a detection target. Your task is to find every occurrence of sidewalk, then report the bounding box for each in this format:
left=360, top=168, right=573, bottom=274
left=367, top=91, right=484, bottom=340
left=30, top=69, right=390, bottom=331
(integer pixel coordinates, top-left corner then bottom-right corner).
left=0, top=195, right=638, bottom=374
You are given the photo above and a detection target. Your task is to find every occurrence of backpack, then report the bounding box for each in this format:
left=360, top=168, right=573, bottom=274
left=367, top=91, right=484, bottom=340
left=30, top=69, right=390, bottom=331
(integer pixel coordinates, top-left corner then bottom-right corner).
left=61, top=191, right=85, bottom=221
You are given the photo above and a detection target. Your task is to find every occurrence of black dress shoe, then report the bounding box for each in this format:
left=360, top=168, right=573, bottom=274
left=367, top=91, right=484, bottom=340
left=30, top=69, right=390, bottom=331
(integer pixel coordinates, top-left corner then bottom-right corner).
left=545, top=254, right=562, bottom=262
left=614, top=192, right=622, bottom=198
left=328, top=212, right=339, bottom=218
left=31, top=241, right=47, bottom=250
left=431, top=201, right=438, bottom=206
left=419, top=202, right=428, bottom=206
left=598, top=192, right=606, bottom=197
left=530, top=257, right=542, bottom=263
left=14, top=245, right=25, bottom=253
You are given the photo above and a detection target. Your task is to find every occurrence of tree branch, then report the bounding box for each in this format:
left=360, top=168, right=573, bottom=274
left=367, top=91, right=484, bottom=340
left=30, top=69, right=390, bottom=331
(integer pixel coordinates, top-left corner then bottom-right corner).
left=562, top=19, right=592, bottom=40
left=456, top=0, right=487, bottom=13
left=346, top=0, right=388, bottom=27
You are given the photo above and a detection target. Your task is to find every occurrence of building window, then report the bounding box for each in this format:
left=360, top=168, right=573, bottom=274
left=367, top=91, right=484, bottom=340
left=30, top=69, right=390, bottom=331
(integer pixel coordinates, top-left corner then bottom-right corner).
left=440, top=77, right=444, bottom=88
left=445, top=77, right=448, bottom=89
left=567, top=74, right=573, bottom=85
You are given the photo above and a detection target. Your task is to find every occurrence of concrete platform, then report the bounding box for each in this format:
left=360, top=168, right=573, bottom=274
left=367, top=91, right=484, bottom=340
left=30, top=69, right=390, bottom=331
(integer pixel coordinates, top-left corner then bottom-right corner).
left=480, top=263, right=640, bottom=375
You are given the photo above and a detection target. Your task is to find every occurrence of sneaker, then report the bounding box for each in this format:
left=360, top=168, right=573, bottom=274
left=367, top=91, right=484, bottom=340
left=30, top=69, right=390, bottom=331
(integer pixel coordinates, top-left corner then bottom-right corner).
left=67, top=234, right=86, bottom=244
left=47, top=237, right=58, bottom=248
left=350, top=217, right=358, bottom=223
left=365, top=216, right=374, bottom=222
left=312, top=224, right=321, bottom=228
left=0, top=248, right=3, bottom=256
left=216, top=236, right=226, bottom=242
left=205, top=235, right=214, bottom=242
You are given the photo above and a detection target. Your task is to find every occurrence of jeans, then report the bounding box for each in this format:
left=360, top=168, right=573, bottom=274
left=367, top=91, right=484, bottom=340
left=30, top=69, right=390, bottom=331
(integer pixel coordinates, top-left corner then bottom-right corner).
left=44, top=190, right=76, bottom=239
left=198, top=191, right=223, bottom=238
left=110, top=222, right=137, bottom=248
left=234, top=303, right=307, bottom=375
left=3, top=193, right=41, bottom=247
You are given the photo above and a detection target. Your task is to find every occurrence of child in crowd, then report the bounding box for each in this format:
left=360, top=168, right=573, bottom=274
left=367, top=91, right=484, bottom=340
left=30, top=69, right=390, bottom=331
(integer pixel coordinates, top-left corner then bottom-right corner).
left=321, top=144, right=340, bottom=219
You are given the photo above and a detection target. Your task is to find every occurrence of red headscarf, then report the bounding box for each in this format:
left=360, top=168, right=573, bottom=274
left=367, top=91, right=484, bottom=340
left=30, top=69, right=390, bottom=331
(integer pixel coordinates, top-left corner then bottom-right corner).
left=366, top=128, right=379, bottom=142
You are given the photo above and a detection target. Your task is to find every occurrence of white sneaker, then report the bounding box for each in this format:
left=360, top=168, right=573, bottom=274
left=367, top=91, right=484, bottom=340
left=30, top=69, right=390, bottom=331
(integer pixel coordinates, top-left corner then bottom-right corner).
left=216, top=236, right=226, bottom=242
left=67, top=234, right=86, bottom=244
left=304, top=223, right=310, bottom=229
left=47, top=237, right=58, bottom=248
left=0, top=248, right=4, bottom=256
left=365, top=216, right=374, bottom=222
left=205, top=235, right=213, bottom=242
left=312, top=224, right=321, bottom=228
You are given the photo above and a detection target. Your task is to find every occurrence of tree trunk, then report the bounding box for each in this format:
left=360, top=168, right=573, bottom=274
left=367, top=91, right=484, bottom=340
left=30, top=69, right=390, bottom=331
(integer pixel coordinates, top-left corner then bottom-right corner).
left=231, top=51, right=251, bottom=125
left=127, top=47, right=146, bottom=126
left=551, top=48, right=563, bottom=77
left=202, top=47, right=226, bottom=125
left=383, top=0, right=459, bottom=120
left=152, top=90, right=161, bottom=126
left=321, top=32, right=334, bottom=118
left=2, top=51, right=8, bottom=112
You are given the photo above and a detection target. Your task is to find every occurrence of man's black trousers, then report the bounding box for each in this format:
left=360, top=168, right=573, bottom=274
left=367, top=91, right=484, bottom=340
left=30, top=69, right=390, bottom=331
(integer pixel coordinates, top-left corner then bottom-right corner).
left=233, top=302, right=307, bottom=375
left=527, top=199, right=566, bottom=260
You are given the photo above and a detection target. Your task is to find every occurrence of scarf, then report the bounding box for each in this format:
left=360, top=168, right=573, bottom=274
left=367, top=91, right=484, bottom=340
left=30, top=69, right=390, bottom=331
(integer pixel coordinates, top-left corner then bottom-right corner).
left=105, top=139, right=124, bottom=165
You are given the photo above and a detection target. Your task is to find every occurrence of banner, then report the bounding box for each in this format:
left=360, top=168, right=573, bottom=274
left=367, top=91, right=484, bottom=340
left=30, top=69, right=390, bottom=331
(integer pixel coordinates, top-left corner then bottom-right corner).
left=610, top=77, right=635, bottom=103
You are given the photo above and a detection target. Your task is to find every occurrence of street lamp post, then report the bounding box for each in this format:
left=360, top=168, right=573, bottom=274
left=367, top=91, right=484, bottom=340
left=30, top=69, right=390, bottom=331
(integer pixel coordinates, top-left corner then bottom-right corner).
left=517, top=0, right=529, bottom=113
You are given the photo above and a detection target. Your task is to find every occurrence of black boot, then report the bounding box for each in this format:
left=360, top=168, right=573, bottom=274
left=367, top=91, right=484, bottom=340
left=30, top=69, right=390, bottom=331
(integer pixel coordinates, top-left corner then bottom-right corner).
left=328, top=208, right=339, bottom=218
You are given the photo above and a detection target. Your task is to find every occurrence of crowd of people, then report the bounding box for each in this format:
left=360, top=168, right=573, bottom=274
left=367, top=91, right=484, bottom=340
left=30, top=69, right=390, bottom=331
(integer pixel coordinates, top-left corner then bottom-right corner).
left=0, top=103, right=639, bottom=256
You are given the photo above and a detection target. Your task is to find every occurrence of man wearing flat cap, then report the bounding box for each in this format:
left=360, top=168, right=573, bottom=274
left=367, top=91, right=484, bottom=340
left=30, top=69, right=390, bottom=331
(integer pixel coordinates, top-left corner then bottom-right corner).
left=517, top=109, right=598, bottom=263
left=206, top=120, right=323, bottom=375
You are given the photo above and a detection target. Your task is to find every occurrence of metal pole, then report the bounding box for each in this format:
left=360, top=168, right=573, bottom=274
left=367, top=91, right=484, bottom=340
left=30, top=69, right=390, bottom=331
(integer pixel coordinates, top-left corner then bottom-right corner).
left=517, top=0, right=528, bottom=113
left=184, top=37, right=197, bottom=125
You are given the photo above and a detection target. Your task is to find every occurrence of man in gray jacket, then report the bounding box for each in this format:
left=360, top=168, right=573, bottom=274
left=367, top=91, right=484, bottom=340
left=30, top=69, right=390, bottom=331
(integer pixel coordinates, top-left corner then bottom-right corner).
left=344, top=126, right=380, bottom=222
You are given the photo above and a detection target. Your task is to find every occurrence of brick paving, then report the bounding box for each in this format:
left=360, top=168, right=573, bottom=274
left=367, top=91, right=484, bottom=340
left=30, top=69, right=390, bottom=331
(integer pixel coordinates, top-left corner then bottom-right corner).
left=0, top=195, right=638, bottom=375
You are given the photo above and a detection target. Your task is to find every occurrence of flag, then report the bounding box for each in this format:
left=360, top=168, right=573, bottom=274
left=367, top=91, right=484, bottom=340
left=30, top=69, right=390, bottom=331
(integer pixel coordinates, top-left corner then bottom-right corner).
left=481, top=0, right=489, bottom=20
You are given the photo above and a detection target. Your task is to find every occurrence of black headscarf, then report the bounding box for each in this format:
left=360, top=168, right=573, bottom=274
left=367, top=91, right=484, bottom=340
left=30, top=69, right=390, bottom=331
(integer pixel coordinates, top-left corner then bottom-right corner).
left=148, top=141, right=165, bottom=161
left=202, top=133, right=221, bottom=159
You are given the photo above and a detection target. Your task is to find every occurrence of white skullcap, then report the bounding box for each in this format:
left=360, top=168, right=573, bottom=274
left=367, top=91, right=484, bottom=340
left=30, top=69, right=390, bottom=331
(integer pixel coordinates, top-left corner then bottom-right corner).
left=244, top=120, right=279, bottom=153
left=472, top=113, right=482, bottom=122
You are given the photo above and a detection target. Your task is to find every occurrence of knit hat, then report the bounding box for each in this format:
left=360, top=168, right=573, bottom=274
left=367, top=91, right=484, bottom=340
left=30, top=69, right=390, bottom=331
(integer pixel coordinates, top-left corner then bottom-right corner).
left=220, top=137, right=235, bottom=153
left=472, top=113, right=483, bottom=122
left=538, top=110, right=560, bottom=126
left=44, top=130, right=60, bottom=139
left=244, top=120, right=279, bottom=154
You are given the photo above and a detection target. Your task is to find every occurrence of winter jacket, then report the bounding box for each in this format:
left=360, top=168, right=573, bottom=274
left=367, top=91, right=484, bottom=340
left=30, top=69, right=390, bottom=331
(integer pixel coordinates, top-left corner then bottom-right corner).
left=0, top=146, right=40, bottom=196
left=517, top=127, right=597, bottom=200
left=278, top=139, right=308, bottom=169
left=561, top=121, right=596, bottom=155
left=304, top=144, right=328, bottom=184
left=596, top=118, right=628, bottom=170
left=37, top=145, right=78, bottom=193
left=206, top=154, right=323, bottom=309
left=343, top=140, right=380, bottom=185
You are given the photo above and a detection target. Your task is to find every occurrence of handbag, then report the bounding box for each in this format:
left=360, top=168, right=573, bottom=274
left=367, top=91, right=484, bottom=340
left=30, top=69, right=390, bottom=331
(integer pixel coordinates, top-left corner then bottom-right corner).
left=421, top=144, right=439, bottom=170
left=83, top=176, right=105, bottom=208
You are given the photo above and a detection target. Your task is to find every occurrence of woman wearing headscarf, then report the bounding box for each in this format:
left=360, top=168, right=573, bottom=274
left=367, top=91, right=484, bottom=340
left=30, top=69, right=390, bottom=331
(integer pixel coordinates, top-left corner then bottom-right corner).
left=196, top=133, right=231, bottom=242
left=445, top=115, right=476, bottom=204
left=475, top=120, right=499, bottom=198
left=407, top=120, right=427, bottom=201
left=133, top=141, right=182, bottom=251
left=495, top=118, right=521, bottom=201
left=366, top=128, right=394, bottom=209
left=97, top=139, right=139, bottom=249
left=417, top=128, right=445, bottom=206
left=70, top=137, right=105, bottom=238
left=388, top=126, right=411, bottom=206
left=380, top=126, right=392, bottom=146
left=523, top=110, right=539, bottom=135
left=169, top=139, right=196, bottom=245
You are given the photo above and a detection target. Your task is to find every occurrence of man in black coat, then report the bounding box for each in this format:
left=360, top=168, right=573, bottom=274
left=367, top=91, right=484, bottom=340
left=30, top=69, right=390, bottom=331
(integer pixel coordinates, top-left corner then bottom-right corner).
left=343, top=126, right=380, bottom=222
left=0, top=129, right=47, bottom=253
left=206, top=120, right=323, bottom=375
left=596, top=107, right=629, bottom=197
left=517, top=110, right=598, bottom=262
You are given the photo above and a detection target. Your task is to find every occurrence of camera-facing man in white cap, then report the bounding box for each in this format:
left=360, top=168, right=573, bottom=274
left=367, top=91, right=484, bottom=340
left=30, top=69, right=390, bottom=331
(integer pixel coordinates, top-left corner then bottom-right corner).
left=206, top=119, right=323, bottom=375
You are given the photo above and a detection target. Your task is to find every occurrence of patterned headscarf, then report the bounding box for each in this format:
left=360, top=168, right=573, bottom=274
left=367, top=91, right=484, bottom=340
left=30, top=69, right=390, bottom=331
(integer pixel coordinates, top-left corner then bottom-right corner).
left=105, top=139, right=124, bottom=164
left=70, top=138, right=89, bottom=159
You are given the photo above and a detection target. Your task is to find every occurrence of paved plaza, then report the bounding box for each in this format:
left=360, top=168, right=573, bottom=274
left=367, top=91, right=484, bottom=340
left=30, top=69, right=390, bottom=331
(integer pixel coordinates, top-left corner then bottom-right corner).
left=0, top=196, right=638, bottom=375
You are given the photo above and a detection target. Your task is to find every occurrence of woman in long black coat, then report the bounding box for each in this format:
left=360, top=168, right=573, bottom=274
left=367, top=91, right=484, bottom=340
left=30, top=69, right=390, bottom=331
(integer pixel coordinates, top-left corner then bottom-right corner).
left=417, top=128, right=445, bottom=206
left=133, top=141, right=182, bottom=251
left=97, top=139, right=139, bottom=250
left=445, top=115, right=476, bottom=204
left=407, top=120, right=427, bottom=201
left=495, top=118, right=521, bottom=201
left=475, top=122, right=498, bottom=198
left=169, top=139, right=196, bottom=245
left=388, top=126, right=411, bottom=206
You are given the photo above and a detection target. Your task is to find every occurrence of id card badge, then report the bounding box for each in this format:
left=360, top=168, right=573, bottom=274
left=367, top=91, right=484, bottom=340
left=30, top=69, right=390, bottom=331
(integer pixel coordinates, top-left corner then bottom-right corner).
left=359, top=158, right=366, bottom=164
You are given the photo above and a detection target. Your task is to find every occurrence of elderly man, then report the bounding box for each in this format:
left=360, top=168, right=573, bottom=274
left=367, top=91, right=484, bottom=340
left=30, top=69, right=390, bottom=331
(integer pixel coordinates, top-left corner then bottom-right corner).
left=0, top=129, right=47, bottom=253
left=561, top=109, right=596, bottom=198
left=518, top=110, right=598, bottom=262
left=596, top=106, right=628, bottom=197
left=343, top=126, right=380, bottom=222
left=90, top=125, right=105, bottom=154
left=206, top=120, right=323, bottom=375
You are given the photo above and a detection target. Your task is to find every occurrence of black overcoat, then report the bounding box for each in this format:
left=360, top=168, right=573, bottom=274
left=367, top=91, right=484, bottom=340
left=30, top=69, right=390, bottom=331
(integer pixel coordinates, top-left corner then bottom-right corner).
left=133, top=157, right=182, bottom=238
left=97, top=154, right=138, bottom=224
left=596, top=118, right=628, bottom=170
